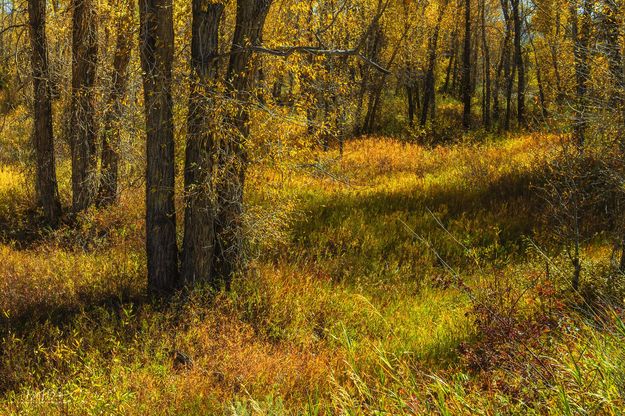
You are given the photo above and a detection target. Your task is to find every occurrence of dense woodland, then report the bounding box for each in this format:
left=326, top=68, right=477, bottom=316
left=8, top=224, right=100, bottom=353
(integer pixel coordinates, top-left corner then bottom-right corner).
left=0, top=0, right=625, bottom=413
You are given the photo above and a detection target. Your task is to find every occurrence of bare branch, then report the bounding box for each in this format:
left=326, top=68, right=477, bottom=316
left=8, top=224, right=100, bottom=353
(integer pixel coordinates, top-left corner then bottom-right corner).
left=248, top=45, right=391, bottom=74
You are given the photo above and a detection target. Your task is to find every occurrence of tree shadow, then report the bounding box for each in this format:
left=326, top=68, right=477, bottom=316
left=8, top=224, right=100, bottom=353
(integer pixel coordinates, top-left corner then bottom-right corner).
left=290, top=167, right=544, bottom=268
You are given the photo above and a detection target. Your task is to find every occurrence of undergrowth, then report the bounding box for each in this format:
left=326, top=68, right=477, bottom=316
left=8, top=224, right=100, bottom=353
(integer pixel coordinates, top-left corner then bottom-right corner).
left=2, top=131, right=625, bottom=414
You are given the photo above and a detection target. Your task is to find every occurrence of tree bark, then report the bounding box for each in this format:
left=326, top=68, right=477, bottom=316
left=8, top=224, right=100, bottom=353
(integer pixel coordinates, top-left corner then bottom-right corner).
left=570, top=0, right=592, bottom=150
left=493, top=2, right=510, bottom=126
left=27, top=0, right=62, bottom=225
left=139, top=0, right=179, bottom=294
left=98, top=0, right=134, bottom=206
left=182, top=0, right=224, bottom=287
left=511, top=0, right=525, bottom=126
left=481, top=0, right=491, bottom=128
left=213, top=0, right=272, bottom=288
left=442, top=27, right=458, bottom=94
left=70, top=0, right=99, bottom=211
left=462, top=0, right=471, bottom=129
left=420, top=0, right=448, bottom=126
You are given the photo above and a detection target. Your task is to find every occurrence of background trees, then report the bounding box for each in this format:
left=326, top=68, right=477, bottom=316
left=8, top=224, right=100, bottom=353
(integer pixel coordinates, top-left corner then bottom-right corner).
left=3, top=0, right=625, bottom=294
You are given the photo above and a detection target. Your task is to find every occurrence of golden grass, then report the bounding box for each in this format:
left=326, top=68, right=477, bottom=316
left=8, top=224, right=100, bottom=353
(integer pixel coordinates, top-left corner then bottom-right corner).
left=2, top=131, right=624, bottom=414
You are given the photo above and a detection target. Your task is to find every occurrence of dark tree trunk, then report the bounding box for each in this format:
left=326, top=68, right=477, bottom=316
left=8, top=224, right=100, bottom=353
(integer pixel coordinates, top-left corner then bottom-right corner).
left=528, top=30, right=548, bottom=119
left=421, top=0, right=448, bottom=126
left=535, top=54, right=548, bottom=118
left=470, top=15, right=480, bottom=96
left=213, top=0, right=272, bottom=288
left=570, top=0, right=592, bottom=150
left=603, top=0, right=624, bottom=121
left=550, top=42, right=564, bottom=103
left=602, top=0, right=625, bottom=271
left=363, top=79, right=384, bottom=134
left=98, top=0, right=134, bottom=207
left=462, top=0, right=471, bottom=129
left=27, top=0, right=62, bottom=225
left=511, top=0, right=525, bottom=126
left=182, top=0, right=225, bottom=287
left=481, top=0, right=491, bottom=128
left=452, top=44, right=459, bottom=96
left=442, top=29, right=457, bottom=94
left=70, top=0, right=99, bottom=211
left=407, top=84, right=416, bottom=127
left=493, top=12, right=511, bottom=125
left=139, top=0, right=179, bottom=295
left=505, top=55, right=516, bottom=130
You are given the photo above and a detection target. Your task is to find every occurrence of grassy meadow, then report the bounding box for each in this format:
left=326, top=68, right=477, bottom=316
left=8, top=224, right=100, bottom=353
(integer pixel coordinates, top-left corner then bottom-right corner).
left=2, top=120, right=625, bottom=414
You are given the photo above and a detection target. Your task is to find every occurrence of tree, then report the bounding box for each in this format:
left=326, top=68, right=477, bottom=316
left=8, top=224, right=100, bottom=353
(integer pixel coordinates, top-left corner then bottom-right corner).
left=480, top=0, right=491, bottom=128
left=70, top=0, right=99, bottom=211
left=212, top=0, right=273, bottom=288
left=27, top=0, right=62, bottom=225
left=493, top=0, right=512, bottom=129
left=139, top=0, right=179, bottom=294
left=420, top=0, right=449, bottom=127
left=569, top=0, right=592, bottom=150
left=182, top=0, right=225, bottom=287
left=98, top=0, right=135, bottom=206
left=462, top=0, right=471, bottom=129
left=511, top=0, right=524, bottom=125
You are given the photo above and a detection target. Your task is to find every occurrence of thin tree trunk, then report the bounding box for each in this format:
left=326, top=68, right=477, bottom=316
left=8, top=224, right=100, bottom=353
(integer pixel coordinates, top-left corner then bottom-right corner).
left=407, top=84, right=416, bottom=127
left=27, top=0, right=62, bottom=225
left=442, top=29, right=458, bottom=93
left=452, top=46, right=460, bottom=96
left=70, top=0, right=99, bottom=211
left=536, top=55, right=548, bottom=118
left=570, top=0, right=592, bottom=150
left=505, top=54, right=515, bottom=130
left=139, top=0, right=179, bottom=294
left=421, top=0, right=448, bottom=126
left=493, top=15, right=510, bottom=125
left=182, top=0, right=225, bottom=287
left=481, top=0, right=491, bottom=128
left=462, top=0, right=471, bottom=129
left=512, top=0, right=525, bottom=126
left=527, top=26, right=548, bottom=119
left=98, top=0, right=134, bottom=206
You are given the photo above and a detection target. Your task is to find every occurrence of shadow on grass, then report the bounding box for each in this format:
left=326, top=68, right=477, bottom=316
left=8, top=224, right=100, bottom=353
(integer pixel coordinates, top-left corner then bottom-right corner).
left=290, top=167, right=544, bottom=270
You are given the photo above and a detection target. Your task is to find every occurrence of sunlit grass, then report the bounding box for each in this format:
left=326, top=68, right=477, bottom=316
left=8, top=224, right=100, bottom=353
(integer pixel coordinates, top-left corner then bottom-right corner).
left=2, top=130, right=625, bottom=414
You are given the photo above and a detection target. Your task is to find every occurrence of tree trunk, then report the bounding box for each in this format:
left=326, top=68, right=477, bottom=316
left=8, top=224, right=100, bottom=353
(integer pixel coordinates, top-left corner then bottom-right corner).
left=481, top=0, right=491, bottom=128
left=493, top=3, right=511, bottom=126
left=213, top=0, right=272, bottom=288
left=421, top=0, right=448, bottom=127
left=98, top=0, right=134, bottom=206
left=511, top=0, right=525, bottom=126
left=70, top=0, right=99, bottom=211
left=139, top=0, right=179, bottom=295
left=570, top=0, right=592, bottom=150
left=528, top=29, right=548, bottom=119
left=462, top=0, right=471, bottom=129
left=603, top=0, right=624, bottom=120
left=182, top=0, right=225, bottom=287
left=27, top=0, right=62, bottom=225
left=505, top=54, right=516, bottom=130
left=535, top=54, right=548, bottom=118
left=452, top=44, right=460, bottom=96
left=407, top=84, right=416, bottom=127
left=442, top=28, right=457, bottom=94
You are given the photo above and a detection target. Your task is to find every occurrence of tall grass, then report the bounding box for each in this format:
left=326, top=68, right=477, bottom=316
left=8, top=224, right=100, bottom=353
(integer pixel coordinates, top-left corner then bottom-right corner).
left=2, top=130, right=625, bottom=414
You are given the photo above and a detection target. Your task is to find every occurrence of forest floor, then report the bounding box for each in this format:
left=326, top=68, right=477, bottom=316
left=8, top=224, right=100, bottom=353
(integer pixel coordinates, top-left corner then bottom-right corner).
left=1, top=132, right=625, bottom=414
